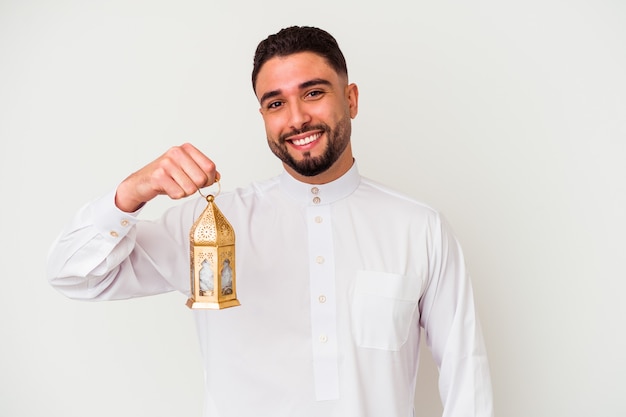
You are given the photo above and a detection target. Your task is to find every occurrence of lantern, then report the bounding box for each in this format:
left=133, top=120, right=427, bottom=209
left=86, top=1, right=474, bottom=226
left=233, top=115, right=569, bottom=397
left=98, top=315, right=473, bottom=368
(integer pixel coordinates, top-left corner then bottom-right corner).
left=187, top=192, right=240, bottom=309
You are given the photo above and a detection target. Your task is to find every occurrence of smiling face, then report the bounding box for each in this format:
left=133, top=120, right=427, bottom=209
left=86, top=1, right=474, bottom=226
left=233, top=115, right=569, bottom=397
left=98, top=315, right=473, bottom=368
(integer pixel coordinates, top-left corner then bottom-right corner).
left=255, top=52, right=359, bottom=184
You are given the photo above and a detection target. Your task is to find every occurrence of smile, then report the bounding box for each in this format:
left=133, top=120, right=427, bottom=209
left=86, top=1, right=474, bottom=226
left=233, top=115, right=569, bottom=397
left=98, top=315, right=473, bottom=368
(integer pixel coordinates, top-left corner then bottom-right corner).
left=290, top=132, right=322, bottom=146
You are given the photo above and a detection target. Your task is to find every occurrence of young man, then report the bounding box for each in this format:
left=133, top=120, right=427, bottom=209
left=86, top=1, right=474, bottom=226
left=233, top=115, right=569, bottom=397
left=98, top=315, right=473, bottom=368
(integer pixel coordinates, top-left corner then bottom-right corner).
left=47, top=26, right=493, bottom=416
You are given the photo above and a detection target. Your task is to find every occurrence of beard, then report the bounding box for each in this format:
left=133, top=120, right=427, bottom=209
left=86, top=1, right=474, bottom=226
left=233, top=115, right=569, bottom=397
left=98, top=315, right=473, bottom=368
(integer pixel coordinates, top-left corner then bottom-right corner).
left=267, top=114, right=352, bottom=177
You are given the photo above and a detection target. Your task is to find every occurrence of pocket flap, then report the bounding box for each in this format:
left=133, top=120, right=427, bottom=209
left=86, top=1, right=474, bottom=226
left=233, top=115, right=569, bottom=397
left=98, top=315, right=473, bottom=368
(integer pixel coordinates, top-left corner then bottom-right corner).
left=355, top=270, right=421, bottom=301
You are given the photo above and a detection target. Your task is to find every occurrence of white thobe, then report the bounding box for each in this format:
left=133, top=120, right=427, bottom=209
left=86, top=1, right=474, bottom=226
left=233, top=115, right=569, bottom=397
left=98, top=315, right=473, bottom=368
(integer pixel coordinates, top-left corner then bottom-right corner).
left=47, top=163, right=493, bottom=417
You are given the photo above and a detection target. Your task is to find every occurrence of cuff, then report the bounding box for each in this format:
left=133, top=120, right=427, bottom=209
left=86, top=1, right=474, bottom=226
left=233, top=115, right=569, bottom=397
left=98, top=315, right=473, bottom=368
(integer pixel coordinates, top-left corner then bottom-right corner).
left=91, top=188, right=142, bottom=242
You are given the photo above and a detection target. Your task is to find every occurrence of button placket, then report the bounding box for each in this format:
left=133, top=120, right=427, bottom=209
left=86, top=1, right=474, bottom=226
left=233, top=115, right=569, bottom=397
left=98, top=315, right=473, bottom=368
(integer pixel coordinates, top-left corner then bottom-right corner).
left=306, top=203, right=339, bottom=400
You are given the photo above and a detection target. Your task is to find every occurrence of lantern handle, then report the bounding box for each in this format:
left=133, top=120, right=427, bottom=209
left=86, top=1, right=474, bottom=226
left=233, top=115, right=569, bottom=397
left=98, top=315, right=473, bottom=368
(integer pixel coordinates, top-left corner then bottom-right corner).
left=197, top=179, right=221, bottom=200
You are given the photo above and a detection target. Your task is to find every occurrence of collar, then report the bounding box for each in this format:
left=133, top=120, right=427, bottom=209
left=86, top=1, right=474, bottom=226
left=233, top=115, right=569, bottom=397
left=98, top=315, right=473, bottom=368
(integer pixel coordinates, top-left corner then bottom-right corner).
left=279, top=162, right=361, bottom=206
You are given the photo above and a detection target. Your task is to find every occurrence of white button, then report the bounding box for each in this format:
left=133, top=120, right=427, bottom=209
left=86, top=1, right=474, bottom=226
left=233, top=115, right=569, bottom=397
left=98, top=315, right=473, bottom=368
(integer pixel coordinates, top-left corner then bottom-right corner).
left=315, top=256, right=325, bottom=264
left=120, top=219, right=130, bottom=227
left=311, top=187, right=319, bottom=194
left=313, top=196, right=321, bottom=204
left=319, top=334, right=328, bottom=343
left=318, top=295, right=327, bottom=303
left=314, top=216, right=323, bottom=223
left=110, top=231, right=119, bottom=238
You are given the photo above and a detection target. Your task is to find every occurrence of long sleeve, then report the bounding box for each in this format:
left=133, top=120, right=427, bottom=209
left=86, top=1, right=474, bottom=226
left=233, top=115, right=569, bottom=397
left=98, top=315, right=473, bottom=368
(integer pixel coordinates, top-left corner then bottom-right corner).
left=419, top=214, right=494, bottom=417
left=46, top=189, right=191, bottom=301
left=45, top=166, right=494, bottom=417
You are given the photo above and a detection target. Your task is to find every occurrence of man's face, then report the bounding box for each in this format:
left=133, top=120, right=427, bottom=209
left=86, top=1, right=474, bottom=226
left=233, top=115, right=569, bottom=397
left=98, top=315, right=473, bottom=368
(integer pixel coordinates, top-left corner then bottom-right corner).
left=255, top=52, right=358, bottom=183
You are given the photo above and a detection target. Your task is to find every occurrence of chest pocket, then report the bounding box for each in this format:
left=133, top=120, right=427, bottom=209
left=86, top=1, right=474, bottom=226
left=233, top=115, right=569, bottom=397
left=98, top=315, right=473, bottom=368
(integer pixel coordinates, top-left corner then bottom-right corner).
left=350, top=270, right=421, bottom=351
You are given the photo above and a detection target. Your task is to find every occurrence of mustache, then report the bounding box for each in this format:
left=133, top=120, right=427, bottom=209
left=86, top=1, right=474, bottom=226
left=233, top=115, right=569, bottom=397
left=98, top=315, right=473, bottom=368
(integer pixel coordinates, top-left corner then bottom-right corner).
left=278, top=124, right=328, bottom=143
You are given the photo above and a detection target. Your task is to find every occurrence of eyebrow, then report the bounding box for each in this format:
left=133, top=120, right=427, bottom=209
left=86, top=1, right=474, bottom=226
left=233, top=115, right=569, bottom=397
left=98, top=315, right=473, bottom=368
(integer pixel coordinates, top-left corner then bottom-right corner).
left=259, top=78, right=333, bottom=106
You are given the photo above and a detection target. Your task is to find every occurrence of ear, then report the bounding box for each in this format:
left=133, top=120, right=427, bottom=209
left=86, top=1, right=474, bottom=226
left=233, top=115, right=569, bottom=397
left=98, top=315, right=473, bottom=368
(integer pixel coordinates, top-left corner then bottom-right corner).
left=346, top=83, right=359, bottom=119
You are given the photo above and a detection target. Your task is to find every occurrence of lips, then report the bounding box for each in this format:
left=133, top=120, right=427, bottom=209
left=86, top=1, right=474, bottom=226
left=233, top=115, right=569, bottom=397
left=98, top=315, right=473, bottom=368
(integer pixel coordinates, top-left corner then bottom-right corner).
left=289, top=132, right=322, bottom=147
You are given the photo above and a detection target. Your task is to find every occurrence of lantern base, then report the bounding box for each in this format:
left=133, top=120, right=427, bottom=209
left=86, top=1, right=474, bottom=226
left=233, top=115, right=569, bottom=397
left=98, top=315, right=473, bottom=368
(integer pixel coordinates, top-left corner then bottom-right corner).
left=186, top=298, right=241, bottom=310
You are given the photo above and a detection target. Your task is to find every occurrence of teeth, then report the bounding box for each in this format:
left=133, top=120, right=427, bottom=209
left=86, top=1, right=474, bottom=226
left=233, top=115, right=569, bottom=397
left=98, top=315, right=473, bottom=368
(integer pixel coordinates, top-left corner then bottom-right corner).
left=292, top=133, right=321, bottom=146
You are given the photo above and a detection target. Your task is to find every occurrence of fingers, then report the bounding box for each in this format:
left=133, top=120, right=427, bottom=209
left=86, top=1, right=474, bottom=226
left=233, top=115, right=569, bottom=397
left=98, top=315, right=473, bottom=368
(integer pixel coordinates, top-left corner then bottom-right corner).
left=115, top=143, right=219, bottom=212
left=180, top=143, right=220, bottom=188
left=158, top=143, right=219, bottom=198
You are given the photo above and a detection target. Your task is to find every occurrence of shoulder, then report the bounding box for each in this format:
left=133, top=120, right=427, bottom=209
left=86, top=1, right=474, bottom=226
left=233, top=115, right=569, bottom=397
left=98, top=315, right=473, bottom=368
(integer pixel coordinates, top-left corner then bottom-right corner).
left=209, top=174, right=283, bottom=216
left=357, top=176, right=440, bottom=218
left=219, top=174, right=281, bottom=202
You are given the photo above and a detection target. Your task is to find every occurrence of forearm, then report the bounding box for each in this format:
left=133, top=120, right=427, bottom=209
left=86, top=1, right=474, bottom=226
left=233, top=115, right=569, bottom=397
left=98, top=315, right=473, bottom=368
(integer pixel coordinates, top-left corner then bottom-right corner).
left=420, top=214, right=494, bottom=417
left=46, top=189, right=185, bottom=301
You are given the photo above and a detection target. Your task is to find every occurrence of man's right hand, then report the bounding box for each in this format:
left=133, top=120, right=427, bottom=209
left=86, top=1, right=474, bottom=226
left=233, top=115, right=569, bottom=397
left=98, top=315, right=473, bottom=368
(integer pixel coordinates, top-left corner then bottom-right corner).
left=115, top=143, right=220, bottom=213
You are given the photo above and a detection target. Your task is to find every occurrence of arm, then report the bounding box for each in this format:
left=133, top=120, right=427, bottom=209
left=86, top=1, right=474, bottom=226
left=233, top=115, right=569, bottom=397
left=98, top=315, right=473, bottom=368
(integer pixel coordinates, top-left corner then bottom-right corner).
left=46, top=143, right=219, bottom=301
left=419, top=214, right=494, bottom=417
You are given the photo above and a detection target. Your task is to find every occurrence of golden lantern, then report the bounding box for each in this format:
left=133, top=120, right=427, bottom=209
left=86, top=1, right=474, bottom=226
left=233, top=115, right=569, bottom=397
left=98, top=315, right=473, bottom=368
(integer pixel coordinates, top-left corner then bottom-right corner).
left=187, top=190, right=240, bottom=309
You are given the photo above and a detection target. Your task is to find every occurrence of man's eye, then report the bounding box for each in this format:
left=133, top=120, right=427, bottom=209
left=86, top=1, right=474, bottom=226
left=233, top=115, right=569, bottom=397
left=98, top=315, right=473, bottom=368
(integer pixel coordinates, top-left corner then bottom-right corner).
left=307, top=90, right=324, bottom=99
left=267, top=101, right=283, bottom=110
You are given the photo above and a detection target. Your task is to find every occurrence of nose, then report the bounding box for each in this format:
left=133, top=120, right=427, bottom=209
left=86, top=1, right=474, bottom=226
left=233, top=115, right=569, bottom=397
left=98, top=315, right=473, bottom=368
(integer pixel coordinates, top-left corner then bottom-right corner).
left=287, top=100, right=311, bottom=130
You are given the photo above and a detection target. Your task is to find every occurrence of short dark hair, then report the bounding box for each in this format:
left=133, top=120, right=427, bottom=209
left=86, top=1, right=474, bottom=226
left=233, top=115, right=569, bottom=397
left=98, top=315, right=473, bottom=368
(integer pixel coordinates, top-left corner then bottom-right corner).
left=252, top=26, right=348, bottom=92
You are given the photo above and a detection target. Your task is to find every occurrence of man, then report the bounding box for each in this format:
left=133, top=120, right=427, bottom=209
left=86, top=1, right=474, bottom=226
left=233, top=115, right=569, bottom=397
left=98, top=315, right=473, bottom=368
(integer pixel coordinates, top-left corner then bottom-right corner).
left=47, top=26, right=493, bottom=416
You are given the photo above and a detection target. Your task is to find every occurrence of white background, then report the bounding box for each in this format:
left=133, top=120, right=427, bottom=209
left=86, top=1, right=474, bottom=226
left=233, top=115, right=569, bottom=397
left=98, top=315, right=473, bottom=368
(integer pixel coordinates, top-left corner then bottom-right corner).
left=1, top=1, right=625, bottom=416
